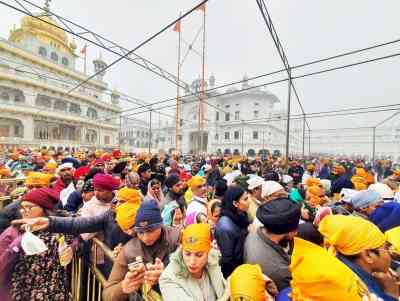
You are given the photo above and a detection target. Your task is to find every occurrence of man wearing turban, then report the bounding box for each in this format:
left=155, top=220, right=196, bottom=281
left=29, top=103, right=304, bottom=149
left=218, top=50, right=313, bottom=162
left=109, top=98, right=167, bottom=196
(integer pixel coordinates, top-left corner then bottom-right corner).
left=319, top=215, right=399, bottom=300
left=244, top=198, right=301, bottom=291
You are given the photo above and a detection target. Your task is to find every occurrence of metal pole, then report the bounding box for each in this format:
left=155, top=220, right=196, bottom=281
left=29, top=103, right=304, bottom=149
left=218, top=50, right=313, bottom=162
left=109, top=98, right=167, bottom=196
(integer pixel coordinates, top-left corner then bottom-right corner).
left=372, top=127, right=376, bottom=163
left=302, top=114, right=305, bottom=158
left=285, top=69, right=292, bottom=166
left=175, top=12, right=182, bottom=153
left=262, top=130, right=265, bottom=156
left=241, top=120, right=244, bottom=155
left=308, top=129, right=311, bottom=156
left=118, top=115, right=122, bottom=149
left=148, top=109, right=152, bottom=153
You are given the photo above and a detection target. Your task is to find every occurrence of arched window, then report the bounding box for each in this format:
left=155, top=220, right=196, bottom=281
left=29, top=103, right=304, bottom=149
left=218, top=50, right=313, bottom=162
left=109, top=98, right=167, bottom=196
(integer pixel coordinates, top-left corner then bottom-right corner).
left=14, top=95, right=21, bottom=102
left=62, top=57, right=69, bottom=66
left=39, top=47, right=47, bottom=57
left=50, top=52, right=58, bottom=62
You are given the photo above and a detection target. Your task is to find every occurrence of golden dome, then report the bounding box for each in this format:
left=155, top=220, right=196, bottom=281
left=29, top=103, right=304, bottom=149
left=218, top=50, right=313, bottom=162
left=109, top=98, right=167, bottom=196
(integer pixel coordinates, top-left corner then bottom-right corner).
left=9, top=14, right=75, bottom=55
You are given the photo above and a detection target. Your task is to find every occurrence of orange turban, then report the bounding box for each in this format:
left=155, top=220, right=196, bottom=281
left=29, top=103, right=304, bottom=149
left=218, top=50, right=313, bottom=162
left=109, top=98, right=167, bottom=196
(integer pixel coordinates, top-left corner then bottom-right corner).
left=115, top=202, right=140, bottom=231
left=290, top=237, right=370, bottom=301
left=0, top=167, right=11, bottom=177
left=385, top=226, right=400, bottom=255
left=230, top=264, right=269, bottom=301
left=307, top=186, right=326, bottom=207
left=116, top=187, right=141, bottom=204
left=44, top=162, right=57, bottom=172
left=181, top=223, right=211, bottom=253
left=25, top=172, right=53, bottom=187
left=306, top=164, right=316, bottom=172
left=305, top=177, right=321, bottom=188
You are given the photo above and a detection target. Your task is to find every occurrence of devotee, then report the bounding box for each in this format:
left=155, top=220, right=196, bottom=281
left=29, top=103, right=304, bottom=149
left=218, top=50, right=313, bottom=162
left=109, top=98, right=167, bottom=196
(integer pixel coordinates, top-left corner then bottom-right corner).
left=65, top=179, right=94, bottom=213
left=331, top=164, right=354, bottom=195
left=163, top=174, right=186, bottom=210
left=186, top=176, right=208, bottom=217
left=161, top=200, right=185, bottom=228
left=138, top=163, right=152, bottom=196
left=246, top=176, right=265, bottom=221
left=159, top=223, right=226, bottom=300
left=125, top=171, right=141, bottom=191
left=350, top=190, right=383, bottom=220
left=319, top=214, right=399, bottom=300
left=288, top=161, right=304, bottom=185
left=244, top=198, right=301, bottom=291
left=215, top=186, right=250, bottom=278
left=287, top=237, right=375, bottom=301
left=144, top=179, right=165, bottom=207
left=302, top=164, right=317, bottom=184
left=7, top=188, right=71, bottom=300
left=228, top=264, right=276, bottom=301
left=103, top=201, right=181, bottom=301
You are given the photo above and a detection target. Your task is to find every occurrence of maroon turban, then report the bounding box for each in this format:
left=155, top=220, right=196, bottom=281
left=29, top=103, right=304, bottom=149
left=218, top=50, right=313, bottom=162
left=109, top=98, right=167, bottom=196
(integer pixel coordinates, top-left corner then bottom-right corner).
left=93, top=173, right=120, bottom=192
left=23, top=188, right=59, bottom=210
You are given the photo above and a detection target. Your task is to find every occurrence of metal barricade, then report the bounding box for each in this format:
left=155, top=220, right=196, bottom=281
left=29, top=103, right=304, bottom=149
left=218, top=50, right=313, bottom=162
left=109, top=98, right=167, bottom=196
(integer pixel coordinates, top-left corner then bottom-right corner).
left=69, top=237, right=116, bottom=301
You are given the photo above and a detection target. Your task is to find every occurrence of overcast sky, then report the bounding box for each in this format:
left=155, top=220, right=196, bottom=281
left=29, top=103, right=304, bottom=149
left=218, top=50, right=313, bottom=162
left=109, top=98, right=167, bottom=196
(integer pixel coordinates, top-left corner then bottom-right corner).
left=1, top=0, right=400, bottom=134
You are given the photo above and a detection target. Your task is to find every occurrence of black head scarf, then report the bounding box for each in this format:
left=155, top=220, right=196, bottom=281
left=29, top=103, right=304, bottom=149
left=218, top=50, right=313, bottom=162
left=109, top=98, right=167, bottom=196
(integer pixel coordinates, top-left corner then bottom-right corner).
left=221, top=186, right=250, bottom=229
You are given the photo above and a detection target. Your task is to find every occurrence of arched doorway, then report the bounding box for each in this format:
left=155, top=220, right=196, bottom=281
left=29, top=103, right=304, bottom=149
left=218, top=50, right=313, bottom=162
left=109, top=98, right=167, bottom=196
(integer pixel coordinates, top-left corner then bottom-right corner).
left=0, top=117, right=24, bottom=138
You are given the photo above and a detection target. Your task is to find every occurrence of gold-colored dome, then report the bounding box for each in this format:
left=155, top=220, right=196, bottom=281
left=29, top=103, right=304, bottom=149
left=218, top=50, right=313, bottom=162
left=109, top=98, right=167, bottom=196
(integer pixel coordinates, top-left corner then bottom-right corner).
left=9, top=14, right=75, bottom=55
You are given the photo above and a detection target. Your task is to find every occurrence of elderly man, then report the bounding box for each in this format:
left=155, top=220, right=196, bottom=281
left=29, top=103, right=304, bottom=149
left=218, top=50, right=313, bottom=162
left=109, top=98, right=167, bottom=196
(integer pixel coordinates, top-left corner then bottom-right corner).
left=246, top=176, right=265, bottom=221
left=186, top=176, right=208, bottom=217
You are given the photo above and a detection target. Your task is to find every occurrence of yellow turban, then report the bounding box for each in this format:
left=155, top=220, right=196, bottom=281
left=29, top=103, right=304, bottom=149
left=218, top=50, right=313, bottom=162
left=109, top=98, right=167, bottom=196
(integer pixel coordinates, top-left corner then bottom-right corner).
left=306, top=164, right=316, bottom=172
left=184, top=188, right=193, bottom=205
left=355, top=168, right=367, bottom=178
left=187, top=176, right=206, bottom=189
left=230, top=264, right=268, bottom=301
left=290, top=237, right=369, bottom=301
left=115, top=202, right=140, bottom=231
left=45, top=162, right=57, bottom=171
left=25, top=172, right=53, bottom=187
left=116, top=187, right=141, bottom=204
left=319, top=215, right=386, bottom=256
left=305, top=177, right=322, bottom=188
left=351, top=176, right=368, bottom=191
left=181, top=223, right=211, bottom=253
left=385, top=226, right=400, bottom=255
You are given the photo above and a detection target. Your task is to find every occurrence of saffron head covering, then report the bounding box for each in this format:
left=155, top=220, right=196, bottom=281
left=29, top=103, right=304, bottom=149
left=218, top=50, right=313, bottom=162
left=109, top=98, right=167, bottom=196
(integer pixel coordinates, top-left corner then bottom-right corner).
left=385, top=226, right=400, bottom=255
left=25, top=172, right=53, bottom=187
left=290, top=237, right=370, bottom=301
left=230, top=264, right=269, bottom=301
left=187, top=175, right=206, bottom=189
left=181, top=223, right=212, bottom=253
left=116, top=187, right=141, bottom=204
left=115, top=202, right=141, bottom=231
left=318, top=214, right=386, bottom=256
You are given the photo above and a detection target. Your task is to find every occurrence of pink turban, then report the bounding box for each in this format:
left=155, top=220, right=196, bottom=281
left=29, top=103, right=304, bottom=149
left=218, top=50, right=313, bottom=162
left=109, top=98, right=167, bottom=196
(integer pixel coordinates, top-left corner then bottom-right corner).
left=93, top=174, right=120, bottom=192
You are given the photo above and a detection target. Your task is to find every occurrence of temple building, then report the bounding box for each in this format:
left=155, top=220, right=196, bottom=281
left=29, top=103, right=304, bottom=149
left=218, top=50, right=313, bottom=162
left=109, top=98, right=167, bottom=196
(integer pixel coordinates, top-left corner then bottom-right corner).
left=0, top=2, right=120, bottom=150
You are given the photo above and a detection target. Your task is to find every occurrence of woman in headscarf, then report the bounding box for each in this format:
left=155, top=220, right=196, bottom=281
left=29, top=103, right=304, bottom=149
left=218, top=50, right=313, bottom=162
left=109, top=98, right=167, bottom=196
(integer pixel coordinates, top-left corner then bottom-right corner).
left=215, top=186, right=250, bottom=277
left=161, top=200, right=185, bottom=228
left=159, top=223, right=226, bottom=301
left=144, top=178, right=165, bottom=206
left=7, top=188, right=72, bottom=301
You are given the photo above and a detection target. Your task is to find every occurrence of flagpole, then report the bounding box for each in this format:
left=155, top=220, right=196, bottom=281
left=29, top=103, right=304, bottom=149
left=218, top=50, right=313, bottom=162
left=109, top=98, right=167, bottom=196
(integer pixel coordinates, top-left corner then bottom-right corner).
left=200, top=5, right=206, bottom=154
left=176, top=13, right=182, bottom=154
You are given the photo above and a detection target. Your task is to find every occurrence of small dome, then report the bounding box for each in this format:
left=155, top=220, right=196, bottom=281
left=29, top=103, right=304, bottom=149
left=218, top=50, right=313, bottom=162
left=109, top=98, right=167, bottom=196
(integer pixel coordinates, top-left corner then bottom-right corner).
left=21, top=15, right=68, bottom=45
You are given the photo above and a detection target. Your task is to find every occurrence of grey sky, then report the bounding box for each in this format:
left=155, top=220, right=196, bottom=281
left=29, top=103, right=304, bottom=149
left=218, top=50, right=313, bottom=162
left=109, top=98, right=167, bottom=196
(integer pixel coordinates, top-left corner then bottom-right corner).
left=1, top=0, right=400, bottom=131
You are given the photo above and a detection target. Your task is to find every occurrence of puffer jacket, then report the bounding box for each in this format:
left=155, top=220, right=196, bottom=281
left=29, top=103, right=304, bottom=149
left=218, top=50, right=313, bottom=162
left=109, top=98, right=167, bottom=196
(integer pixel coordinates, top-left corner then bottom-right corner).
left=159, top=247, right=226, bottom=301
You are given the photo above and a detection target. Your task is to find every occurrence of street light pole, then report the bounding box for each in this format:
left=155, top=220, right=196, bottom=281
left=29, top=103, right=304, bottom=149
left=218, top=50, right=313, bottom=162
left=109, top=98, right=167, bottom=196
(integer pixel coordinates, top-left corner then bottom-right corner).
left=372, top=127, right=376, bottom=163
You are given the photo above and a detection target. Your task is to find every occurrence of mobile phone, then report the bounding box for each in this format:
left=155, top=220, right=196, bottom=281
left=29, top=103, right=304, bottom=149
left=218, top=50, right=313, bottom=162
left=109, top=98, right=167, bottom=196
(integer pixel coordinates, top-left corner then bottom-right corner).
left=128, top=256, right=144, bottom=273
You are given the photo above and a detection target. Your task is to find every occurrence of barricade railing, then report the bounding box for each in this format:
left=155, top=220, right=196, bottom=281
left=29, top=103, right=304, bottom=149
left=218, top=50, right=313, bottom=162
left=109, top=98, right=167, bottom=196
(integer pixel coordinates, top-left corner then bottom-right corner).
left=70, top=237, right=115, bottom=301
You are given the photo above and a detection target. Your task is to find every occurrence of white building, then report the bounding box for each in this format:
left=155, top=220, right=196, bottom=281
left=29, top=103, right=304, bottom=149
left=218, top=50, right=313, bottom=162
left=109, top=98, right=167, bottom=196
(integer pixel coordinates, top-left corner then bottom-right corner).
left=0, top=5, right=120, bottom=150
left=155, top=76, right=303, bottom=156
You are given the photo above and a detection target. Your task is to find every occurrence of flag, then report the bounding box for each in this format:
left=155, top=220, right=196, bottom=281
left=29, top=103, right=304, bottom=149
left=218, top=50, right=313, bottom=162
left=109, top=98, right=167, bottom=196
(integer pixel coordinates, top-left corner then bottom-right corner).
left=173, top=20, right=181, bottom=33
left=80, top=44, right=87, bottom=55
left=196, top=3, right=206, bottom=12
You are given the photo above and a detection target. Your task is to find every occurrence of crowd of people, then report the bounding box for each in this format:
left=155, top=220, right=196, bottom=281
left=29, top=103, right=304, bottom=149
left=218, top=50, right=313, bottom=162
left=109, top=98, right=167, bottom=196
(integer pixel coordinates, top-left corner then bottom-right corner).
left=0, top=147, right=399, bottom=300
